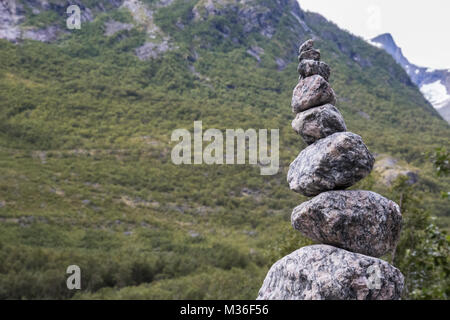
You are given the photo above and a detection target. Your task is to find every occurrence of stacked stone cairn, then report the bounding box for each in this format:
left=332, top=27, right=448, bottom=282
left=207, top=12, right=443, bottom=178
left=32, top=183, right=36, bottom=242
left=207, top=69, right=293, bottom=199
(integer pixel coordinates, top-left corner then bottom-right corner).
left=257, top=40, right=405, bottom=300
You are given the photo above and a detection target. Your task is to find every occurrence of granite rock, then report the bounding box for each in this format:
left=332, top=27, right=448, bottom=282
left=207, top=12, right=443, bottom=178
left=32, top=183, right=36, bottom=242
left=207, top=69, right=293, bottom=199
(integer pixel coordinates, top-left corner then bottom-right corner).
left=292, top=75, right=336, bottom=113
left=298, top=39, right=314, bottom=54
left=292, top=104, right=347, bottom=145
left=298, top=49, right=320, bottom=62
left=297, top=60, right=331, bottom=81
left=287, top=132, right=375, bottom=196
left=257, top=245, right=404, bottom=300
left=291, top=191, right=402, bottom=257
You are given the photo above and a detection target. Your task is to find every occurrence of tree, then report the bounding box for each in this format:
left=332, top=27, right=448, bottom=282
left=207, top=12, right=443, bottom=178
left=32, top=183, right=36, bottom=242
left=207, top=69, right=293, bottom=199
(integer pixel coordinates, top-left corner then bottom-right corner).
left=428, top=147, right=450, bottom=177
left=390, top=176, right=449, bottom=299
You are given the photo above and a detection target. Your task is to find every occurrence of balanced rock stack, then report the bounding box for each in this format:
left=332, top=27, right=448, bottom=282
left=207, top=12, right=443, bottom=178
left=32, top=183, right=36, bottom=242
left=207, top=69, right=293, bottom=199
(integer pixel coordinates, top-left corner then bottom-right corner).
left=257, top=40, right=405, bottom=300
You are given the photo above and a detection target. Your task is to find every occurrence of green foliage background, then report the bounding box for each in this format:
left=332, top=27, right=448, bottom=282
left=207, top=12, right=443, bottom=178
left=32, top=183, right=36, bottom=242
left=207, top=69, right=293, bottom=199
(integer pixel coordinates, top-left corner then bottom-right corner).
left=0, top=0, right=448, bottom=299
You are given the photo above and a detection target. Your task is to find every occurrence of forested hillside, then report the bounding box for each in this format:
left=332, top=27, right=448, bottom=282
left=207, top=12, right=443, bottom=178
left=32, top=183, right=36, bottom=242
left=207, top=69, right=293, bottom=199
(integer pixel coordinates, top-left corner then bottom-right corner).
left=0, top=0, right=448, bottom=299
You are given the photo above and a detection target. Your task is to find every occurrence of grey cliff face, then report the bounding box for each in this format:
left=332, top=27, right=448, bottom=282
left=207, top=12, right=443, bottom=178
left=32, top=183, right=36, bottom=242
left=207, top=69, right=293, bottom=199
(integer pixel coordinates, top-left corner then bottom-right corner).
left=291, top=191, right=402, bottom=257
left=0, top=0, right=23, bottom=42
left=297, top=60, right=331, bottom=81
left=0, top=0, right=123, bottom=43
left=257, top=245, right=404, bottom=300
left=287, top=132, right=375, bottom=196
left=291, top=75, right=336, bottom=113
left=371, top=33, right=450, bottom=123
left=291, top=104, right=346, bottom=145
left=193, top=0, right=306, bottom=42
left=135, top=39, right=171, bottom=60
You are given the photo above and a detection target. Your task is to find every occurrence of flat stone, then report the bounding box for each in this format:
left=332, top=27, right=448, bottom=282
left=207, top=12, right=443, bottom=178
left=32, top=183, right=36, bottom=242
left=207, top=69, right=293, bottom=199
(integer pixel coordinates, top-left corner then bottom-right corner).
left=299, top=39, right=314, bottom=54
left=287, top=132, right=375, bottom=196
left=291, top=190, right=402, bottom=257
left=297, top=60, right=330, bottom=81
left=298, top=49, right=320, bottom=62
left=257, top=245, right=404, bottom=300
left=292, top=75, right=336, bottom=113
left=292, top=104, right=347, bottom=145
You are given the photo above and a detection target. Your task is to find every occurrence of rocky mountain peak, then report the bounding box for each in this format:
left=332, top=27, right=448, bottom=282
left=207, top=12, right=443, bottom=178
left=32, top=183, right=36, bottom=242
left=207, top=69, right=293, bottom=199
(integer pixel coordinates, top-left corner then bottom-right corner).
left=371, top=33, right=450, bottom=123
left=371, top=33, right=396, bottom=50
left=371, top=33, right=410, bottom=67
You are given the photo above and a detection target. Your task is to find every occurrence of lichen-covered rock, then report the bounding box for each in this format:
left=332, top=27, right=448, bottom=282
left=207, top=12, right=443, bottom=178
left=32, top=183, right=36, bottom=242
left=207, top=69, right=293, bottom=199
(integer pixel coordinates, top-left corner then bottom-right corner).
left=291, top=191, right=402, bottom=257
left=292, top=104, right=347, bottom=145
left=257, top=245, right=404, bottom=300
left=297, top=60, right=331, bottom=81
left=292, top=75, right=336, bottom=113
left=287, top=132, right=375, bottom=196
left=298, top=49, right=320, bottom=62
left=298, top=39, right=314, bottom=54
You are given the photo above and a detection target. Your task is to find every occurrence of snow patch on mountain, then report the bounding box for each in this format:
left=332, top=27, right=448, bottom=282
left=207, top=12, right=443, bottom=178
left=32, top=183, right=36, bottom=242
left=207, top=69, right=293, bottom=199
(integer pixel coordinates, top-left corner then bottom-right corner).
left=370, top=33, right=450, bottom=123
left=368, top=40, right=382, bottom=49
left=420, top=81, right=450, bottom=110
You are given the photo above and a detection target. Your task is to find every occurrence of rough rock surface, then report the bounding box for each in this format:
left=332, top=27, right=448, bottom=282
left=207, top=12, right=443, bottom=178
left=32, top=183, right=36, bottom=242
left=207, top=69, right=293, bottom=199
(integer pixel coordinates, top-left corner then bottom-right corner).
left=292, top=75, right=336, bottom=113
left=0, top=0, right=123, bottom=42
left=297, top=60, right=331, bottom=81
left=121, top=0, right=161, bottom=38
left=247, top=45, right=265, bottom=62
left=257, top=245, right=404, bottom=300
left=291, top=191, right=402, bottom=257
left=0, top=0, right=22, bottom=42
left=298, top=49, right=320, bottom=62
left=298, top=39, right=314, bottom=54
left=192, top=0, right=305, bottom=39
left=292, top=104, right=346, bottom=145
left=135, top=39, right=171, bottom=60
left=23, top=25, right=64, bottom=43
left=287, top=132, right=375, bottom=196
left=104, top=20, right=134, bottom=36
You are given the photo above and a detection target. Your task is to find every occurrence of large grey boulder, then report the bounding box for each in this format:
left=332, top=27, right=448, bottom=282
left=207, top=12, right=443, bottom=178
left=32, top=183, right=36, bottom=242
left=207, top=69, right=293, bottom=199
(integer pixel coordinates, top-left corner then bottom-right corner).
left=292, top=104, right=347, bottom=145
left=287, top=132, right=375, bottom=196
left=291, top=191, right=402, bottom=257
left=292, top=75, right=336, bottom=113
left=297, top=60, right=331, bottom=81
left=257, top=245, right=404, bottom=300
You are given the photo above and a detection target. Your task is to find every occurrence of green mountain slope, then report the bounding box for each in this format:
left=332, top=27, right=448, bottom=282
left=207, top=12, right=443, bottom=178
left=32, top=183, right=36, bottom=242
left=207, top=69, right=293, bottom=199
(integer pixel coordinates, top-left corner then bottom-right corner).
left=0, top=0, right=448, bottom=299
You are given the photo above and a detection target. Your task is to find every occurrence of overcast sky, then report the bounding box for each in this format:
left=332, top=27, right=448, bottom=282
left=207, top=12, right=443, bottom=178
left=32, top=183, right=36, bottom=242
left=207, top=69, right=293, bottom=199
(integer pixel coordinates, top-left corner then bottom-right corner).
left=298, top=0, right=450, bottom=69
